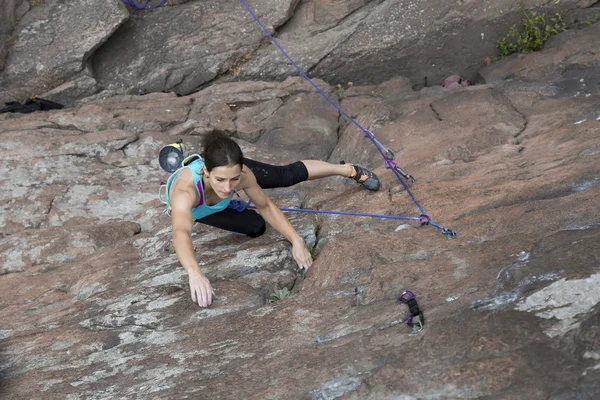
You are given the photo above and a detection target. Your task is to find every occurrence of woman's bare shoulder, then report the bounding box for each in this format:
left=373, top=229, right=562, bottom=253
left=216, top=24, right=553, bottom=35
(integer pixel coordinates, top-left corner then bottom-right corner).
left=171, top=168, right=198, bottom=206
left=238, top=164, right=257, bottom=190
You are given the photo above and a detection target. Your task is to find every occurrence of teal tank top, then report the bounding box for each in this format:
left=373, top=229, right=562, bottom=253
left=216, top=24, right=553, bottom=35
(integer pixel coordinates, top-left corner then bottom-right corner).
left=166, top=158, right=233, bottom=220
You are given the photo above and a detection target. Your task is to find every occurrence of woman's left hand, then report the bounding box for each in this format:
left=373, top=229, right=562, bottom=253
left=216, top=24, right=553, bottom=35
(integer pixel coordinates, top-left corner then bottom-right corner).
left=292, top=241, right=313, bottom=270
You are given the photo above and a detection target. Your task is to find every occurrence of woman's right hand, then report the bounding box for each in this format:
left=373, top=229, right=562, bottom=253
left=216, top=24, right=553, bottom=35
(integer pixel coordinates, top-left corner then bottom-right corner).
left=189, top=270, right=214, bottom=307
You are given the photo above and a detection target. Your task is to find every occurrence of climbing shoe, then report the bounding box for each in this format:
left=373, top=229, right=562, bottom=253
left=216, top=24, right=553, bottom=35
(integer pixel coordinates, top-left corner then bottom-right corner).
left=342, top=161, right=381, bottom=191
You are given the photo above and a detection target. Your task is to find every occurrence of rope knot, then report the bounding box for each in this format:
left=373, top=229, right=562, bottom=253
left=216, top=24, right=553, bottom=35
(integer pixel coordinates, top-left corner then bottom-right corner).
left=228, top=200, right=251, bottom=212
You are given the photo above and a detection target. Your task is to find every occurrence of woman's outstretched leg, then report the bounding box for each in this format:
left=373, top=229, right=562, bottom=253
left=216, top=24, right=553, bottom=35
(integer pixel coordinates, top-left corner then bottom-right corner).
left=244, top=158, right=380, bottom=191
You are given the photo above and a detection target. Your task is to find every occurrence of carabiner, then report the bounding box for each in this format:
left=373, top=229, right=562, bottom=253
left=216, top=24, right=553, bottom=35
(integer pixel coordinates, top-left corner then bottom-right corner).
left=397, top=291, right=425, bottom=331
left=397, top=291, right=416, bottom=303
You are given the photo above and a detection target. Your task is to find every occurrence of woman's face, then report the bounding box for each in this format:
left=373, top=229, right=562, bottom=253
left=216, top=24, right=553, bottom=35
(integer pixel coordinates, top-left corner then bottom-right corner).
left=205, top=164, right=243, bottom=199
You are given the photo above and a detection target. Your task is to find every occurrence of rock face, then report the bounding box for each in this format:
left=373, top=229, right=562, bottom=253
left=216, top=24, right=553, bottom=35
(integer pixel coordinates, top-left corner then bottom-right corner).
left=92, top=0, right=301, bottom=95
left=0, top=0, right=128, bottom=102
left=0, top=0, right=23, bottom=71
left=92, top=0, right=600, bottom=93
left=1, top=0, right=598, bottom=104
left=0, top=0, right=13, bottom=71
left=1, top=22, right=600, bottom=399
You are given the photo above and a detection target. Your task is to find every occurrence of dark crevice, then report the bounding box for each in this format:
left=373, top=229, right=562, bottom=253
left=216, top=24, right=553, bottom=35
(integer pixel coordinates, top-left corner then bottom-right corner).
left=184, top=97, right=193, bottom=121
left=0, top=270, right=24, bottom=276
left=97, top=154, right=131, bottom=169
left=39, top=185, right=69, bottom=228
left=40, top=153, right=97, bottom=159
left=37, top=124, right=87, bottom=132
left=515, top=120, right=528, bottom=139
left=305, top=44, right=339, bottom=77
left=326, top=107, right=343, bottom=162
left=116, top=135, right=141, bottom=151
left=289, top=273, right=302, bottom=294
left=429, top=103, right=443, bottom=121
left=42, top=195, right=57, bottom=226
left=493, top=90, right=529, bottom=152
left=272, top=0, right=305, bottom=33
left=226, top=100, right=270, bottom=111
left=162, top=68, right=176, bottom=93
left=84, top=321, right=159, bottom=331
left=81, top=18, right=125, bottom=68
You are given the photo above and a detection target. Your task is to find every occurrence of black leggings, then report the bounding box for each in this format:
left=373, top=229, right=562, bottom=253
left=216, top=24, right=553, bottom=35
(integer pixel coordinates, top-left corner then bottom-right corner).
left=197, top=158, right=309, bottom=237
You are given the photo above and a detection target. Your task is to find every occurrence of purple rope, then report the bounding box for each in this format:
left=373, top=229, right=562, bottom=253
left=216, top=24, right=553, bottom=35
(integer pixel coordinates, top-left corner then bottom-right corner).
left=238, top=0, right=455, bottom=239
left=121, top=0, right=166, bottom=14
left=228, top=200, right=422, bottom=222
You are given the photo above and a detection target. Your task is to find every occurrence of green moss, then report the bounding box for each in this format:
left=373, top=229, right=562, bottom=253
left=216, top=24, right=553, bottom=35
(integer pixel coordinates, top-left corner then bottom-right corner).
left=498, top=1, right=566, bottom=58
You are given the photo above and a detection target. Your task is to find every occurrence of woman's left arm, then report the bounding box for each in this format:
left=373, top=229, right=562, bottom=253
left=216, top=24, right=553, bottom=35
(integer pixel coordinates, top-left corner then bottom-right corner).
left=242, top=174, right=313, bottom=270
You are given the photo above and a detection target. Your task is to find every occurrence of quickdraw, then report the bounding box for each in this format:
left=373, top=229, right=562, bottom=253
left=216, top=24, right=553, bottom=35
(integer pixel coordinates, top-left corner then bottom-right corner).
left=397, top=291, right=424, bottom=332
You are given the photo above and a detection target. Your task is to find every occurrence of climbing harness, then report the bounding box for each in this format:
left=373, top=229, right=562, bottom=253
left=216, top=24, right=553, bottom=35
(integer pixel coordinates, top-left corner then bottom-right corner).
left=235, top=0, right=455, bottom=239
left=397, top=291, right=424, bottom=332
left=121, top=0, right=166, bottom=15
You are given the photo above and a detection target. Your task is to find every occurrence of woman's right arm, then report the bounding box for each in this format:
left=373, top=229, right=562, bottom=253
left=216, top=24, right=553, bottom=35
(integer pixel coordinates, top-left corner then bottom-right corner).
left=171, top=190, right=214, bottom=307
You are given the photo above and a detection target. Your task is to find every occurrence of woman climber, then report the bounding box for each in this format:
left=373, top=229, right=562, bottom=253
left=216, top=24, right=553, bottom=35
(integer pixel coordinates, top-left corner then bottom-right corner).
left=166, top=131, right=380, bottom=307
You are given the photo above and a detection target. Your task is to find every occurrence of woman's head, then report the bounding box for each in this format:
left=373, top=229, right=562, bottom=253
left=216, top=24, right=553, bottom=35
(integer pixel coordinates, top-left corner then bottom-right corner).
left=201, top=132, right=244, bottom=199
left=201, top=131, right=244, bottom=171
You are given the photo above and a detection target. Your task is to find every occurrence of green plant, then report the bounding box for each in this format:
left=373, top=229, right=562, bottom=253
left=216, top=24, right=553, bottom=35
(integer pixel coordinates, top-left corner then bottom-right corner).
left=96, top=125, right=106, bottom=131
left=567, top=11, right=600, bottom=27
left=308, top=245, right=320, bottom=259
left=269, top=287, right=290, bottom=302
left=315, top=215, right=323, bottom=232
left=332, top=84, right=346, bottom=100
left=497, top=1, right=566, bottom=58
left=586, top=12, right=600, bottom=26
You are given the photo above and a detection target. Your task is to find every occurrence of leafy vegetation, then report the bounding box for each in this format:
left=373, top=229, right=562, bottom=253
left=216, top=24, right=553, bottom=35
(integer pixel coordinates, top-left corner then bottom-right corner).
left=568, top=11, right=600, bottom=28
left=333, top=84, right=346, bottom=100
left=497, top=1, right=566, bottom=58
left=269, top=287, right=291, bottom=302
left=308, top=245, right=320, bottom=259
